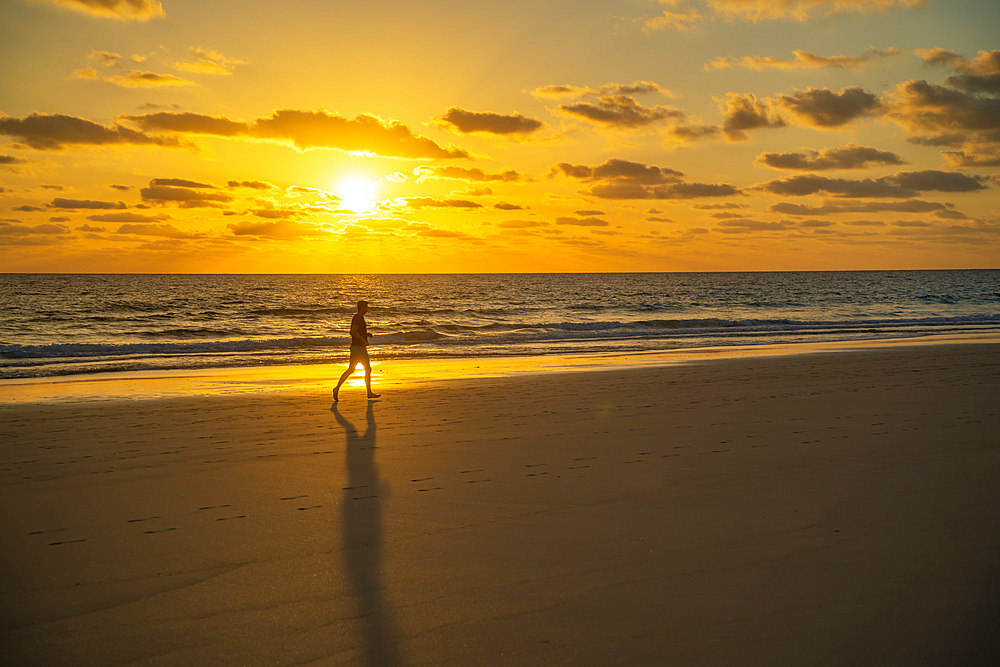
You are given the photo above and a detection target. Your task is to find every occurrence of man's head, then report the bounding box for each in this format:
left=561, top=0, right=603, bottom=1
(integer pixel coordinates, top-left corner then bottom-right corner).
left=357, top=300, right=369, bottom=314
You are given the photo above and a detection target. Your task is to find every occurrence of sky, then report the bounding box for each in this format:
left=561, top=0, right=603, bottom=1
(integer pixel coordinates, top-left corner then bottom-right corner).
left=1, top=0, right=998, bottom=273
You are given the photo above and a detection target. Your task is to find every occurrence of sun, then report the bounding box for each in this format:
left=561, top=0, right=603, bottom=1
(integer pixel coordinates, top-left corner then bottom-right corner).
left=337, top=177, right=378, bottom=212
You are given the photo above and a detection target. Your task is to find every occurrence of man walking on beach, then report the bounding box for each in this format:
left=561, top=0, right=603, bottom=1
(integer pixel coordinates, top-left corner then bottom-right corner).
left=333, top=300, right=380, bottom=401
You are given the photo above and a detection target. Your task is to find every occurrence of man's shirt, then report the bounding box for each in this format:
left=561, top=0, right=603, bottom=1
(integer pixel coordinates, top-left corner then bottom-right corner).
left=350, top=313, right=368, bottom=347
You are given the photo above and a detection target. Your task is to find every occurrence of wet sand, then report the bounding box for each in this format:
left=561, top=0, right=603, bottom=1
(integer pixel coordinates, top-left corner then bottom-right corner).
left=2, top=342, right=999, bottom=666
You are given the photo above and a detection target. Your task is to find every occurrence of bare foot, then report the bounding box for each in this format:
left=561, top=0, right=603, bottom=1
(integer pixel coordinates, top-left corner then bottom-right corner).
left=333, top=387, right=339, bottom=402
left=367, top=393, right=380, bottom=399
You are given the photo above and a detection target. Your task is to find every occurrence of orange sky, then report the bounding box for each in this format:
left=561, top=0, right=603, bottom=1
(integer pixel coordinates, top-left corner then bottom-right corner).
left=1, top=0, right=998, bottom=272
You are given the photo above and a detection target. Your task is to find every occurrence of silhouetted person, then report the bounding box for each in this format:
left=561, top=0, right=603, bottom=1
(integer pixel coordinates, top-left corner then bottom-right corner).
left=334, top=300, right=380, bottom=401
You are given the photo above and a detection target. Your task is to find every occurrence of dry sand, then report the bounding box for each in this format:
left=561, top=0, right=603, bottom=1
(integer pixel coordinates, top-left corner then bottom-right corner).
left=2, top=342, right=999, bottom=666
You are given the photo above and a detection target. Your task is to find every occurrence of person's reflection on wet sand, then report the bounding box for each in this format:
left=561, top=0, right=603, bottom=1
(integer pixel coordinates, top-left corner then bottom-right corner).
left=333, top=400, right=400, bottom=666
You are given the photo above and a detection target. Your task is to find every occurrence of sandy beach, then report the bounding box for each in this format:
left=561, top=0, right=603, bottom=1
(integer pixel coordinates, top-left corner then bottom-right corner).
left=2, top=340, right=999, bottom=666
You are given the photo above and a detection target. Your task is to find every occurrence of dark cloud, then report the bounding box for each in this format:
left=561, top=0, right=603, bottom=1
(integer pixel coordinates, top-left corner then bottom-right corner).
left=497, top=219, right=547, bottom=228
left=557, top=96, right=684, bottom=129
left=109, top=184, right=132, bottom=191
left=550, top=159, right=683, bottom=184
left=414, top=166, right=530, bottom=182
left=104, top=70, right=193, bottom=88
left=758, top=170, right=987, bottom=198
left=494, top=202, right=526, bottom=210
left=13, top=205, right=45, bottom=212
left=122, top=109, right=469, bottom=159
left=706, top=0, right=924, bottom=23
left=49, top=216, right=70, bottom=222
left=770, top=200, right=952, bottom=215
left=41, top=0, right=165, bottom=21
left=250, top=208, right=303, bottom=219
left=575, top=210, right=604, bottom=216
left=228, top=220, right=327, bottom=238
left=49, top=198, right=126, bottom=209
left=149, top=178, right=215, bottom=188
left=756, top=144, right=906, bottom=170
left=1, top=155, right=29, bottom=166
left=720, top=93, right=787, bottom=140
left=227, top=180, right=275, bottom=190
left=693, top=202, right=749, bottom=210
left=116, top=223, right=198, bottom=238
left=941, top=149, right=1000, bottom=168
left=437, top=108, right=543, bottom=136
left=665, top=123, right=723, bottom=143
left=707, top=48, right=901, bottom=71
left=916, top=48, right=1000, bottom=95
left=404, top=198, right=483, bottom=209
left=646, top=216, right=675, bottom=222
left=531, top=81, right=666, bottom=99
left=0, top=113, right=187, bottom=151
left=75, top=224, right=106, bottom=232
left=86, top=212, right=168, bottom=222
left=417, top=229, right=480, bottom=241
left=555, top=216, right=608, bottom=227
left=551, top=158, right=739, bottom=200
left=776, top=87, right=883, bottom=128
left=140, top=182, right=233, bottom=208
left=716, top=219, right=796, bottom=231
left=39, top=184, right=67, bottom=190
left=0, top=221, right=70, bottom=236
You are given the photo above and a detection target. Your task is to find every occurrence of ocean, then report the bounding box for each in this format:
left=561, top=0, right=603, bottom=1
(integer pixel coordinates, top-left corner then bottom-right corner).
left=2, top=271, right=999, bottom=379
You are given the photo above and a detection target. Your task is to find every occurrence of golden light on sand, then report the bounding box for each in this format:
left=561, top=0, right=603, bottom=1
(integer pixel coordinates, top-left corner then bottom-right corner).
left=337, top=177, right=378, bottom=213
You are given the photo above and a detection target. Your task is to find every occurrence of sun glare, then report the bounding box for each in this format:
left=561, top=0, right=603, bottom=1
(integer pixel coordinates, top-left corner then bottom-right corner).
left=337, top=177, right=377, bottom=212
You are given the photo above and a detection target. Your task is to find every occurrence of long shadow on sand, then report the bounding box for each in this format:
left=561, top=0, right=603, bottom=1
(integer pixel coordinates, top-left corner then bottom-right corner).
left=332, top=400, right=401, bottom=666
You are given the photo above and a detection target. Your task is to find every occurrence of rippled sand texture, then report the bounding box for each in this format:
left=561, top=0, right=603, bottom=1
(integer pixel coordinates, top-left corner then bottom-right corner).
left=2, top=344, right=999, bottom=666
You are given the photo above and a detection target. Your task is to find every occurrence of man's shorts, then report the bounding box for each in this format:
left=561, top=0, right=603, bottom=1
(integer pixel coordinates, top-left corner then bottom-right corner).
left=349, top=346, right=371, bottom=367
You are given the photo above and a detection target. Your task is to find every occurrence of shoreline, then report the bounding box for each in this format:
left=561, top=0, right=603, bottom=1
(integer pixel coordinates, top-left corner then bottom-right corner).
left=2, top=331, right=999, bottom=404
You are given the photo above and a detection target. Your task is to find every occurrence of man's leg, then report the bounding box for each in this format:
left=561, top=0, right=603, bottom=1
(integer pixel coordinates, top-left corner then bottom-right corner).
left=333, top=360, right=357, bottom=401
left=361, top=356, right=380, bottom=398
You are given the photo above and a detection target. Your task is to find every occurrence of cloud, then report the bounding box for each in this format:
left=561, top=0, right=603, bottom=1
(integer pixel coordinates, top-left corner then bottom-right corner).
left=643, top=8, right=702, bottom=33
left=0, top=221, right=70, bottom=236
left=75, top=224, right=106, bottom=232
left=556, top=216, right=609, bottom=227
left=705, top=0, right=927, bottom=23
left=886, top=80, right=1000, bottom=152
left=706, top=48, right=901, bottom=71
left=121, top=109, right=469, bottom=158
left=414, top=166, right=530, bottom=182
left=915, top=48, right=1000, bottom=95
left=0, top=113, right=188, bottom=152
left=109, top=184, right=131, bottom=191
left=497, top=219, right=547, bottom=228
left=776, top=87, right=883, bottom=128
left=174, top=47, right=247, bottom=75
left=556, top=95, right=685, bottom=129
left=770, top=199, right=953, bottom=215
left=716, top=218, right=796, bottom=231
left=12, top=205, right=45, bottom=212
left=436, top=108, right=543, bottom=136
left=1, top=155, right=29, bottom=166
left=531, top=81, right=667, bottom=99
left=49, top=216, right=70, bottom=222
left=140, top=180, right=234, bottom=208
left=104, top=70, right=195, bottom=88
left=116, top=223, right=198, bottom=238
left=228, top=220, right=328, bottom=238
left=756, top=144, right=906, bottom=170
left=149, top=177, right=216, bottom=188
left=86, top=212, right=168, bottom=222
left=87, top=49, right=122, bottom=67
left=49, top=198, right=126, bottom=209
left=38, top=0, right=164, bottom=21
left=720, top=93, right=786, bottom=140
left=250, top=208, right=304, bottom=219
left=494, top=202, right=526, bottom=210
left=758, top=170, right=988, bottom=198
left=576, top=209, right=605, bottom=216
left=551, top=158, right=741, bottom=200
left=227, top=180, right=275, bottom=190
left=550, top=158, right=683, bottom=183
left=403, top=197, right=483, bottom=209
